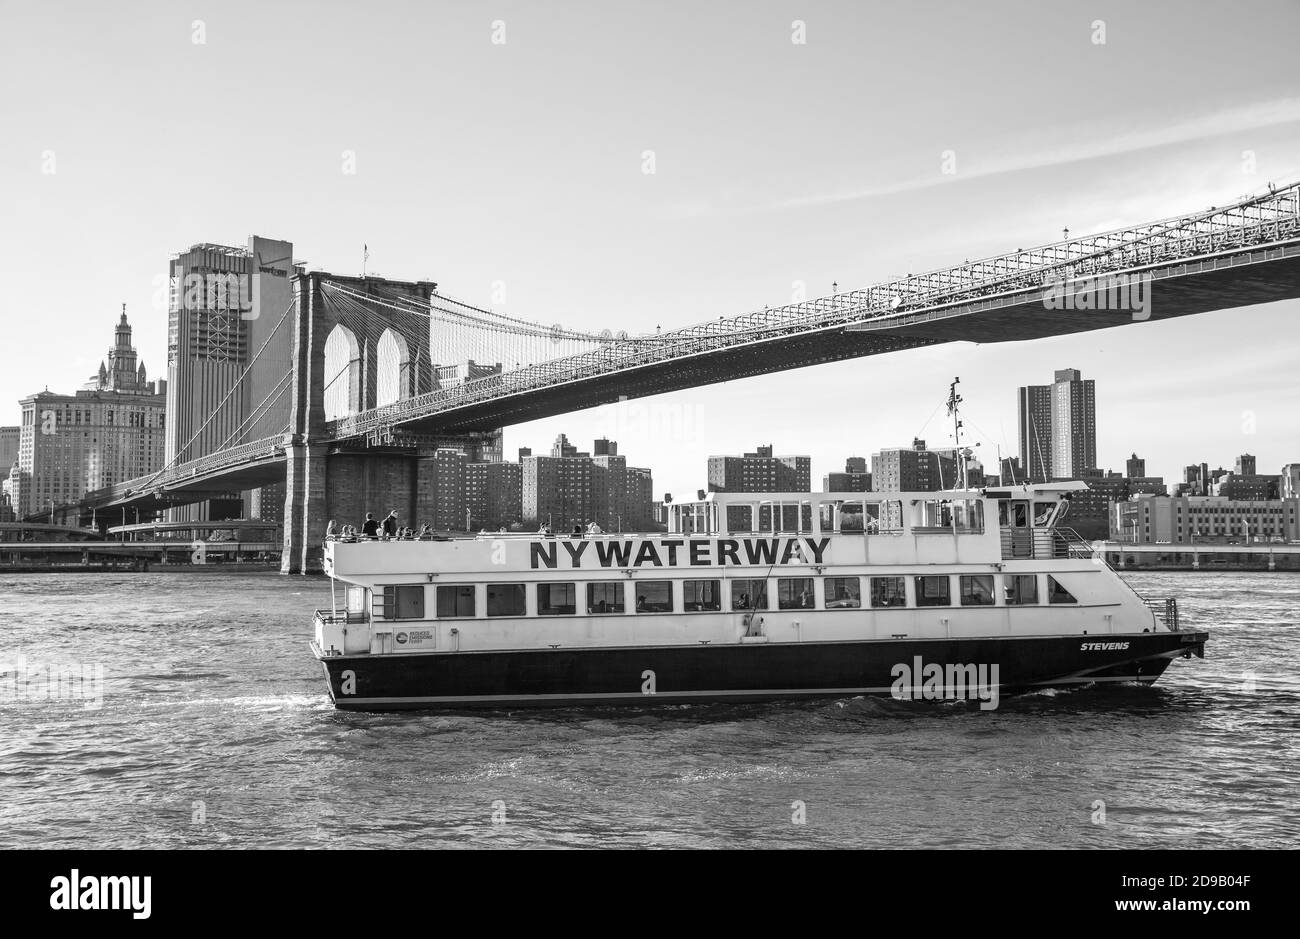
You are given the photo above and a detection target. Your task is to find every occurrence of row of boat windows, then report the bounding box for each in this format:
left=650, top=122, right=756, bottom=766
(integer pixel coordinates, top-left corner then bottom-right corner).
left=373, top=574, right=1078, bottom=620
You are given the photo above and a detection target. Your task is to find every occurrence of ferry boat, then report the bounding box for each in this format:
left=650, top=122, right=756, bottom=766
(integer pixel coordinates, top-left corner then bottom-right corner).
left=310, top=482, right=1208, bottom=710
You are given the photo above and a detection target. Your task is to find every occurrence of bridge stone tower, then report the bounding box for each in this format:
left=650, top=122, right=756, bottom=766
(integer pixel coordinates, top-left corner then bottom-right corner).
left=281, top=272, right=500, bottom=574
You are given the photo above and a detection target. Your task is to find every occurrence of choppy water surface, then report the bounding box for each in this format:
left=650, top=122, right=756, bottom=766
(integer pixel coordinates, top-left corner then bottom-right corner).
left=0, top=570, right=1295, bottom=848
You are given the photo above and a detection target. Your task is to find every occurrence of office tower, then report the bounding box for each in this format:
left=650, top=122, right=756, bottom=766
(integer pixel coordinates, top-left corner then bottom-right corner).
left=166, top=235, right=295, bottom=520
left=1235, top=454, right=1257, bottom=476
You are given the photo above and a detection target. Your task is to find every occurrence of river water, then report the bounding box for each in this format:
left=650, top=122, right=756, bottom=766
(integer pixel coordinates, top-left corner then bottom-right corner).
left=0, top=570, right=1295, bottom=849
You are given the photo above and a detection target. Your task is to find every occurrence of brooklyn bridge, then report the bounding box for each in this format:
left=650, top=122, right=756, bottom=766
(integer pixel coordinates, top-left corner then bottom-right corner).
left=55, top=179, right=1300, bottom=572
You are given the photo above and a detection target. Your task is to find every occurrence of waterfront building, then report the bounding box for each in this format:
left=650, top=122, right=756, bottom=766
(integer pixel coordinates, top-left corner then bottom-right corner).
left=1112, top=494, right=1300, bottom=544
left=707, top=444, right=810, bottom=493
left=1126, top=453, right=1146, bottom=478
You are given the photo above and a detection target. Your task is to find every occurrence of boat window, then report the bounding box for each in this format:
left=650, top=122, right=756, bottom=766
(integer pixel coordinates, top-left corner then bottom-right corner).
left=1033, top=502, right=1056, bottom=527
left=486, top=583, right=526, bottom=617
left=953, top=500, right=984, bottom=532
left=870, top=576, right=907, bottom=607
left=537, top=582, right=576, bottom=615
left=683, top=579, right=721, bottom=612
left=346, top=585, right=367, bottom=619
left=436, top=585, right=475, bottom=618
left=777, top=577, right=815, bottom=610
left=959, top=575, right=995, bottom=606
left=587, top=582, right=625, bottom=614
left=634, top=581, right=673, bottom=613
left=381, top=585, right=425, bottom=620
left=731, top=579, right=768, bottom=611
left=1004, top=574, right=1038, bottom=605
left=824, top=577, right=861, bottom=608
left=726, top=504, right=754, bottom=533
left=1047, top=576, right=1077, bottom=604
left=914, top=575, right=951, bottom=607
left=1009, top=501, right=1029, bottom=528
left=759, top=503, right=776, bottom=533
left=872, top=501, right=903, bottom=534
left=839, top=502, right=864, bottom=532
left=918, top=500, right=953, bottom=529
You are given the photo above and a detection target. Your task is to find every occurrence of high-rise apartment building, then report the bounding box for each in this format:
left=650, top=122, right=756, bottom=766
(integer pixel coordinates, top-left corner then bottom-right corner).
left=871, top=439, right=961, bottom=492
left=1018, top=368, right=1096, bottom=481
left=465, top=461, right=523, bottom=530
left=1126, top=453, right=1146, bottom=478
left=523, top=453, right=595, bottom=531
left=1017, top=384, right=1053, bottom=482
left=707, top=444, right=810, bottom=492
left=824, top=457, right=872, bottom=492
left=625, top=466, right=655, bottom=531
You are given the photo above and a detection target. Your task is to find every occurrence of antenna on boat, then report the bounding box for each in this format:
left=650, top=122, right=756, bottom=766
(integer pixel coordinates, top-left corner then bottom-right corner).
left=947, top=377, right=966, bottom=489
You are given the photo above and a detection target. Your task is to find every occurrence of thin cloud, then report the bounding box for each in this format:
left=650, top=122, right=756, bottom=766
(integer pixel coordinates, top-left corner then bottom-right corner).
left=663, top=97, right=1300, bottom=219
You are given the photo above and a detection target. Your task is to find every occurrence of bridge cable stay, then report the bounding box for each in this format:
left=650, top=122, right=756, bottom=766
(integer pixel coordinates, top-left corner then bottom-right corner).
left=212, top=369, right=296, bottom=455
left=135, top=294, right=299, bottom=491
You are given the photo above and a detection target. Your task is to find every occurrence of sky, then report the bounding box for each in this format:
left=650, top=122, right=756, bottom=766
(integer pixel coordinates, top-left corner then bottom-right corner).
left=2, top=0, right=1299, bottom=497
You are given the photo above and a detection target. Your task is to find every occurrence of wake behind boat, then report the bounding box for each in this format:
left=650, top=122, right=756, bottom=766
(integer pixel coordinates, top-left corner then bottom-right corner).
left=310, top=479, right=1208, bottom=710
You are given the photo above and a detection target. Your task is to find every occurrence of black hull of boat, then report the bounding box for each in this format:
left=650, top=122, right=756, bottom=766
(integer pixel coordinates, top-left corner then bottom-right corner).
left=314, top=630, right=1208, bottom=711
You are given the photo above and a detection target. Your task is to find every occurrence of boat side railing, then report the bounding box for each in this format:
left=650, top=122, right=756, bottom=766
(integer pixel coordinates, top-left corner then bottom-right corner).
left=315, top=608, right=367, bottom=626
left=1141, top=597, right=1180, bottom=632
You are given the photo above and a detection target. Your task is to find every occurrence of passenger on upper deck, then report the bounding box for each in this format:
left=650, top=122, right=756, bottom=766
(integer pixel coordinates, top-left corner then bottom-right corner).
left=362, top=513, right=379, bottom=539
left=571, top=525, right=583, bottom=539
left=382, top=511, right=399, bottom=539
left=586, top=521, right=603, bottom=535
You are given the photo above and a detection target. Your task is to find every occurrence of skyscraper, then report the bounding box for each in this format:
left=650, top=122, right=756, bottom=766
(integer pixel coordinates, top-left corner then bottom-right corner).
left=165, top=236, right=295, bottom=520
left=1126, top=453, right=1146, bottom=478
left=1018, top=368, right=1096, bottom=481
left=1017, top=385, right=1053, bottom=482
left=1235, top=453, right=1257, bottom=476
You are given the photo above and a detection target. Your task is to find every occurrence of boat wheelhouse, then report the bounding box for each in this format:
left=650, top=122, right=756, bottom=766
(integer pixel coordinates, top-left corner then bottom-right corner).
left=310, top=482, right=1207, bottom=710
